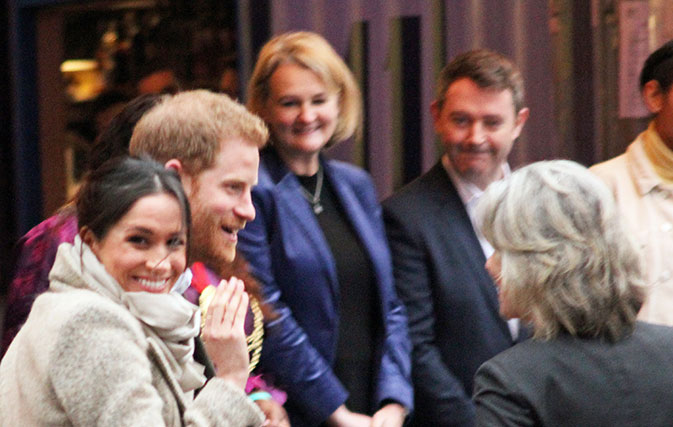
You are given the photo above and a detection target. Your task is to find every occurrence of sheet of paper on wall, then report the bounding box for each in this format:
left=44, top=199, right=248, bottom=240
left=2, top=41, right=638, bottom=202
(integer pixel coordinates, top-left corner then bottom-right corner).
left=618, top=0, right=651, bottom=119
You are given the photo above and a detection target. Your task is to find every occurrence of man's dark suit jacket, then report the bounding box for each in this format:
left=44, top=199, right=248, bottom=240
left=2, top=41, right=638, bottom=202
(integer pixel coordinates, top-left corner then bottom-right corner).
left=474, top=321, right=673, bottom=426
left=382, top=162, right=516, bottom=427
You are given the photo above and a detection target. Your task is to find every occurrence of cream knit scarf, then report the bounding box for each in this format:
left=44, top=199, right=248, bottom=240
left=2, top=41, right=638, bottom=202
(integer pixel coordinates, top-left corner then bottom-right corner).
left=50, top=236, right=206, bottom=392
left=642, top=121, right=673, bottom=183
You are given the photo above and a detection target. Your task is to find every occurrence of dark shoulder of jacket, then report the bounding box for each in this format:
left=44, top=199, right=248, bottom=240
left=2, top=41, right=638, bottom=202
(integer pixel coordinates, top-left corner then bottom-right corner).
left=382, top=163, right=443, bottom=211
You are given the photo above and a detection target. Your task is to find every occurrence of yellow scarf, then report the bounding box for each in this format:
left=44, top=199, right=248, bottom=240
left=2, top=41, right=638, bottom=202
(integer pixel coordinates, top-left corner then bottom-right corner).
left=642, top=122, right=673, bottom=183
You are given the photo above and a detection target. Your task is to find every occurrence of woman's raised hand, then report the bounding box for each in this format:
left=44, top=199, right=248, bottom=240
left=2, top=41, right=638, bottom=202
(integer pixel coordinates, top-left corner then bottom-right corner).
left=201, top=277, right=250, bottom=389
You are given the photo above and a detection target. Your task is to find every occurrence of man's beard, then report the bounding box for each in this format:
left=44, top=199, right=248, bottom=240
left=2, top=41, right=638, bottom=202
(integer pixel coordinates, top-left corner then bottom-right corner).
left=189, top=207, right=237, bottom=268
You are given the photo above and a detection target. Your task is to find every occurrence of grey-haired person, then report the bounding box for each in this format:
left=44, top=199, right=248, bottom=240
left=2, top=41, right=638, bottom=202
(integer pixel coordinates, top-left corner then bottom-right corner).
left=474, top=160, right=673, bottom=426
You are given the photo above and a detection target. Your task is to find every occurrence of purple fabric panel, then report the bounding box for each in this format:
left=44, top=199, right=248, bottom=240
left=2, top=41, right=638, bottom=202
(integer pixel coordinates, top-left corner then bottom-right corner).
left=517, top=3, right=557, bottom=165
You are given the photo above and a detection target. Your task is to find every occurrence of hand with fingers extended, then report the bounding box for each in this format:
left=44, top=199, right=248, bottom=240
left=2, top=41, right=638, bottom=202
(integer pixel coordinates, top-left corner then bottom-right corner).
left=201, top=277, right=250, bottom=390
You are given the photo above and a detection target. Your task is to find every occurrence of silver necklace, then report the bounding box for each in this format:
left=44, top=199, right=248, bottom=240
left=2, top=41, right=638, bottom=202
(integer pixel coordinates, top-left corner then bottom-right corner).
left=299, top=166, right=324, bottom=215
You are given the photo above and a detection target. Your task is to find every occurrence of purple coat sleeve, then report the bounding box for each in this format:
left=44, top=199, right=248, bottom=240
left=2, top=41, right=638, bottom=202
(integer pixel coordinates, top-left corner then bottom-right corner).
left=2, top=214, right=78, bottom=356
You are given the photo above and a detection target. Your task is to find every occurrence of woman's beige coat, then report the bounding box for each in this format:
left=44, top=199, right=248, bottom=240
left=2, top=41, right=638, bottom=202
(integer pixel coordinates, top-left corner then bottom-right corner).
left=0, top=244, right=263, bottom=426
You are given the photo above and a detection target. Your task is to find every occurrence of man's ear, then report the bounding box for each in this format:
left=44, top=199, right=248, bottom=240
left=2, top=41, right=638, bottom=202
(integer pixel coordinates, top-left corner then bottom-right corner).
left=165, top=158, right=183, bottom=174
left=430, top=100, right=443, bottom=131
left=512, top=107, right=530, bottom=140
left=165, top=159, right=193, bottom=193
left=643, top=80, right=664, bottom=114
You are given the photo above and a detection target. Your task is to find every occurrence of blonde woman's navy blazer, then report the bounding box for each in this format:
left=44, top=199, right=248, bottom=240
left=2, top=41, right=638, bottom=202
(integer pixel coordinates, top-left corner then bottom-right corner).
left=237, top=149, right=413, bottom=426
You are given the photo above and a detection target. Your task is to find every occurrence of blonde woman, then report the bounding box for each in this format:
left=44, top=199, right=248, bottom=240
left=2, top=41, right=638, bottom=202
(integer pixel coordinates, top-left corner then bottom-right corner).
left=239, top=32, right=412, bottom=426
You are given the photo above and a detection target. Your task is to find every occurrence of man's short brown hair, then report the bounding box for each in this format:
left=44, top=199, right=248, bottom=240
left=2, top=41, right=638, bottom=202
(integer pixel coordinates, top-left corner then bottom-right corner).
left=130, top=90, right=268, bottom=175
left=436, top=49, right=525, bottom=113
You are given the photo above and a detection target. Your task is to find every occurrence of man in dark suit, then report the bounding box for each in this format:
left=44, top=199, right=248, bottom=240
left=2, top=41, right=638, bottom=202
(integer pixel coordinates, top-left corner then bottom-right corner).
left=382, top=49, right=529, bottom=427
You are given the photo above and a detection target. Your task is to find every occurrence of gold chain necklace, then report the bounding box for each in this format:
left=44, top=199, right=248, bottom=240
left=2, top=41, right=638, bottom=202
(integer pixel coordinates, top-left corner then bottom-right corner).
left=199, top=286, right=264, bottom=373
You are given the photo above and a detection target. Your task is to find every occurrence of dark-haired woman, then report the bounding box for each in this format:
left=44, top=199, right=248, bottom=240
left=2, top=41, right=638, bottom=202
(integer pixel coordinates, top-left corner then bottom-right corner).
left=1, top=93, right=165, bottom=356
left=0, top=157, right=263, bottom=426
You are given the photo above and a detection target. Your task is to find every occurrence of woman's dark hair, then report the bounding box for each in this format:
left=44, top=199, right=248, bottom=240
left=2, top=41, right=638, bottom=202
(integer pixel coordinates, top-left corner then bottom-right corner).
left=87, top=93, right=167, bottom=171
left=76, top=156, right=191, bottom=256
